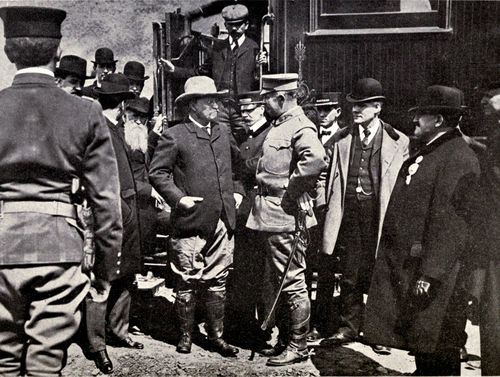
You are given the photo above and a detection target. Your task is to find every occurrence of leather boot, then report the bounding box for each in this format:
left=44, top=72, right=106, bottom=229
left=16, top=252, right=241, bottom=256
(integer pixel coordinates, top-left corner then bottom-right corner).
left=259, top=301, right=288, bottom=356
left=205, top=290, right=239, bottom=357
left=267, top=297, right=310, bottom=366
left=175, top=291, right=195, bottom=353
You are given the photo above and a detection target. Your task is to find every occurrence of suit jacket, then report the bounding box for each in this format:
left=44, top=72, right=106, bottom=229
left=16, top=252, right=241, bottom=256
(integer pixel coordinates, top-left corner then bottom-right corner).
left=173, top=36, right=259, bottom=95
left=149, top=120, right=244, bottom=238
left=364, top=130, right=480, bottom=353
left=320, top=120, right=409, bottom=255
left=0, top=73, right=122, bottom=281
left=107, top=120, right=141, bottom=280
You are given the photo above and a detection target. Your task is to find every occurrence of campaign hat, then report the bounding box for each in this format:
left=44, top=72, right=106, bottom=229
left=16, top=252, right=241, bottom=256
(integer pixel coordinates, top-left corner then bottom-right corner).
left=346, top=78, right=385, bottom=103
left=0, top=6, right=66, bottom=39
left=92, top=47, right=118, bottom=65
left=175, top=76, right=228, bottom=105
left=260, top=73, right=299, bottom=95
left=56, top=55, right=91, bottom=81
left=409, top=85, right=466, bottom=115
left=124, top=61, right=149, bottom=81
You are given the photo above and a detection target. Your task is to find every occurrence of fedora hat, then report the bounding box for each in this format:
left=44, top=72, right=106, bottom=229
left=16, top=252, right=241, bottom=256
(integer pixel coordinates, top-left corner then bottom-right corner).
left=125, top=97, right=150, bottom=115
left=56, top=55, right=91, bottom=81
left=93, top=73, right=135, bottom=99
left=346, top=78, right=385, bottom=103
left=313, top=92, right=342, bottom=107
left=124, top=61, right=149, bottom=81
left=174, top=76, right=228, bottom=105
left=409, top=85, right=467, bottom=114
left=92, top=47, right=118, bottom=65
left=0, top=6, right=66, bottom=39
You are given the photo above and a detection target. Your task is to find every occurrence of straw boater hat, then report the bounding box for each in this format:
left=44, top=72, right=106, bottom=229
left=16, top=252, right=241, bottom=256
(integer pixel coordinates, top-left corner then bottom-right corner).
left=409, top=85, right=467, bottom=115
left=174, top=76, right=228, bottom=105
left=346, top=78, right=385, bottom=103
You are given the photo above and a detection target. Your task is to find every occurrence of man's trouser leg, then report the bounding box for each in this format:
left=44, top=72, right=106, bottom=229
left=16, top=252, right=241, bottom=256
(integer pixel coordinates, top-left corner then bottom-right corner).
left=0, top=265, right=89, bottom=376
left=263, top=232, right=310, bottom=366
left=85, top=278, right=111, bottom=353
left=106, top=276, right=135, bottom=341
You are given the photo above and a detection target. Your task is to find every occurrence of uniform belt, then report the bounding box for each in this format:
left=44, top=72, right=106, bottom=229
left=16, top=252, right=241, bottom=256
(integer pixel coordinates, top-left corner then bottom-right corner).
left=0, top=200, right=77, bottom=219
left=256, top=186, right=287, bottom=197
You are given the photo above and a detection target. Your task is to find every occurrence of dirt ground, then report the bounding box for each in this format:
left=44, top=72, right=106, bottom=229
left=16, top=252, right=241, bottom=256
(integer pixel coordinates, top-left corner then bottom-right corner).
left=63, top=283, right=482, bottom=377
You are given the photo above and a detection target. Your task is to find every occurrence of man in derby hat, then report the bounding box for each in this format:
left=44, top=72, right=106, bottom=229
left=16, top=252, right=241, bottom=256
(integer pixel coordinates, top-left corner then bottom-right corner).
left=82, top=47, right=118, bottom=99
left=363, top=85, right=480, bottom=375
left=245, top=73, right=327, bottom=366
left=123, top=60, right=149, bottom=96
left=0, top=6, right=122, bottom=376
left=84, top=73, right=143, bottom=374
left=317, top=78, right=409, bottom=352
left=55, top=54, right=91, bottom=96
left=121, top=97, right=165, bottom=258
left=150, top=76, right=244, bottom=357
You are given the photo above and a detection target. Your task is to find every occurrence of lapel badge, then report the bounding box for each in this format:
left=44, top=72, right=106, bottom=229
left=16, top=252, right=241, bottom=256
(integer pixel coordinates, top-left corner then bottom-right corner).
left=405, top=155, right=423, bottom=185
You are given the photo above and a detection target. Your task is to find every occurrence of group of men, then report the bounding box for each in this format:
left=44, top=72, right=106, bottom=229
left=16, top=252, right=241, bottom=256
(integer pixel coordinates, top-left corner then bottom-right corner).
left=0, top=3, right=498, bottom=377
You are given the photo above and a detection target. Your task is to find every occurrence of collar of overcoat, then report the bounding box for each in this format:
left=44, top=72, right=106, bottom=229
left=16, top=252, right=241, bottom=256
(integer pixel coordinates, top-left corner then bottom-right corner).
left=337, top=120, right=401, bottom=184
left=12, top=72, right=57, bottom=87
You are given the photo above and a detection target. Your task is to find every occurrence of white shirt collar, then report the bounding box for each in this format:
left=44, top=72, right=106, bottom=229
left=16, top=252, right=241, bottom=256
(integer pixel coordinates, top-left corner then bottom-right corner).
left=426, top=130, right=448, bottom=146
left=229, top=34, right=246, bottom=48
left=320, top=122, right=340, bottom=144
left=15, top=67, right=54, bottom=78
left=249, top=117, right=267, bottom=133
left=358, top=118, right=380, bottom=145
left=189, top=115, right=211, bottom=133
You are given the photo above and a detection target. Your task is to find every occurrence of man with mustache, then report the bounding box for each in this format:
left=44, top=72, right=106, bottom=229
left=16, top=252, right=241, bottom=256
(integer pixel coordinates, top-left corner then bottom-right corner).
left=319, top=78, right=409, bottom=354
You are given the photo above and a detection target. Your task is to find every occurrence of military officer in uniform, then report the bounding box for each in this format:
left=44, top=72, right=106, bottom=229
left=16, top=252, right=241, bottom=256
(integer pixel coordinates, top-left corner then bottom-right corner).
left=246, top=74, right=327, bottom=366
left=318, top=79, right=409, bottom=354
left=0, top=6, right=122, bottom=376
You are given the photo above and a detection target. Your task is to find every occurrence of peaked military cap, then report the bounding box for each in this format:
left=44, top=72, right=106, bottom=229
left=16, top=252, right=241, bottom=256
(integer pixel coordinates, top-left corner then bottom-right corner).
left=313, top=92, right=342, bottom=107
left=222, top=4, right=249, bottom=23
left=0, top=6, right=66, bottom=39
left=260, top=73, right=299, bottom=95
left=238, top=90, right=264, bottom=110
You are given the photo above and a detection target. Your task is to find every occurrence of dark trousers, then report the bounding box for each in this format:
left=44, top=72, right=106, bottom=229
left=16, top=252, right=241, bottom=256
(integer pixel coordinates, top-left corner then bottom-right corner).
left=337, top=196, right=378, bottom=336
left=415, top=349, right=461, bottom=376
left=85, top=275, right=135, bottom=353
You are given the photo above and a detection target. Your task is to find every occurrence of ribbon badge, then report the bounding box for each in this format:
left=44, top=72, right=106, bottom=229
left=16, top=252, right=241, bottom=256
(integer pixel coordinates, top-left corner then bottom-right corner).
left=405, top=155, right=423, bottom=185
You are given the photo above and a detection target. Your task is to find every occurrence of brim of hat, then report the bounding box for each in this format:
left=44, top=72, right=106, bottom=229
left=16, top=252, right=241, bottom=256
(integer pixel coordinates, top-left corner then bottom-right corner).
left=315, top=101, right=339, bottom=107
left=346, top=93, right=385, bottom=103
left=408, top=105, right=467, bottom=114
left=91, top=60, right=118, bottom=64
left=126, top=106, right=149, bottom=114
left=127, top=75, right=150, bottom=82
left=93, top=87, right=136, bottom=99
left=224, top=18, right=247, bottom=24
left=174, top=91, right=228, bottom=105
left=55, top=68, right=92, bottom=80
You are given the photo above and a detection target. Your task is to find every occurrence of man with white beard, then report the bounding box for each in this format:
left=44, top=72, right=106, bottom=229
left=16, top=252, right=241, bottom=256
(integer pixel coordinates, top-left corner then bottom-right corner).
left=122, top=97, right=165, bottom=257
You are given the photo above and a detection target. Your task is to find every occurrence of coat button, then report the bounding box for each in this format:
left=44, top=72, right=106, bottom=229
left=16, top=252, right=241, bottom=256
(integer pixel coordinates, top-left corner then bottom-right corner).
left=116, top=269, right=121, bottom=274
left=117, top=252, right=122, bottom=257
left=117, top=261, right=121, bottom=265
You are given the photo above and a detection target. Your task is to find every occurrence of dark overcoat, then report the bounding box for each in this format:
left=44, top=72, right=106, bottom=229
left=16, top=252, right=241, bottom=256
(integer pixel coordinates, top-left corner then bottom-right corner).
left=173, top=37, right=259, bottom=94
left=0, top=73, right=122, bottom=281
left=149, top=120, right=244, bottom=238
left=363, top=130, right=480, bottom=353
left=107, top=120, right=141, bottom=279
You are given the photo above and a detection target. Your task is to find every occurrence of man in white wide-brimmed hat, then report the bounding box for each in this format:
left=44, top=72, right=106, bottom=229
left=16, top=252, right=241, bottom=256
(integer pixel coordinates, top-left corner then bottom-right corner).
left=150, top=76, right=244, bottom=357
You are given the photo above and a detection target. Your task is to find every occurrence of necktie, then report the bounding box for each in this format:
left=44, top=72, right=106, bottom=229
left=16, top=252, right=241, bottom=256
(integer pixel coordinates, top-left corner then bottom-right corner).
left=232, top=39, right=239, bottom=52
left=362, top=128, right=371, bottom=146
left=320, top=130, right=331, bottom=137
left=203, top=125, right=211, bottom=135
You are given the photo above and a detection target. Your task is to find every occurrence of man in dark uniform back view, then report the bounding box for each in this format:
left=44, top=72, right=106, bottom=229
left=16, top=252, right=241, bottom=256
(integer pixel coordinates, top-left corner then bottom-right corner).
left=0, top=6, right=122, bottom=376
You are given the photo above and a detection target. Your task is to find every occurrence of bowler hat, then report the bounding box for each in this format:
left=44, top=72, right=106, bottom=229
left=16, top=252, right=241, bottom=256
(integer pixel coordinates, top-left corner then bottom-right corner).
left=409, top=85, right=466, bottom=114
left=124, top=61, right=149, bottom=81
left=260, top=73, right=299, bottom=95
left=222, top=4, right=249, bottom=24
left=125, top=97, right=150, bottom=115
left=92, top=47, right=118, bottom=65
left=346, top=78, right=385, bottom=103
left=238, top=90, right=264, bottom=110
left=93, top=73, right=135, bottom=99
left=313, top=92, right=342, bottom=107
left=175, top=76, right=228, bottom=105
left=56, top=55, right=91, bottom=81
left=0, top=6, right=66, bottom=39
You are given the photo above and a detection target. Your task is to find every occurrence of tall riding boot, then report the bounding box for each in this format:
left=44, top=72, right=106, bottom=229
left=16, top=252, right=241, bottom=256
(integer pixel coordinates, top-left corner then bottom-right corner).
left=267, top=297, right=310, bottom=366
left=259, top=300, right=289, bottom=356
left=175, top=291, right=196, bottom=353
left=205, top=290, right=239, bottom=357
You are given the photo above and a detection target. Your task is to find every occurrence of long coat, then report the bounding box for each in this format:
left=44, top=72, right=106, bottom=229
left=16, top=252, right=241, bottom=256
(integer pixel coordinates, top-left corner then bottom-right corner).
left=320, top=121, right=409, bottom=255
left=363, top=130, right=480, bottom=353
left=173, top=36, right=259, bottom=94
left=149, top=120, right=244, bottom=238
left=0, top=73, right=122, bottom=281
left=107, top=120, right=141, bottom=279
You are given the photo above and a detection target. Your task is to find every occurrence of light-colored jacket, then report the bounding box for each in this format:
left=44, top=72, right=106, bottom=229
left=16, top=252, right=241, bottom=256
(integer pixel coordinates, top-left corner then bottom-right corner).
left=319, top=120, right=409, bottom=256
